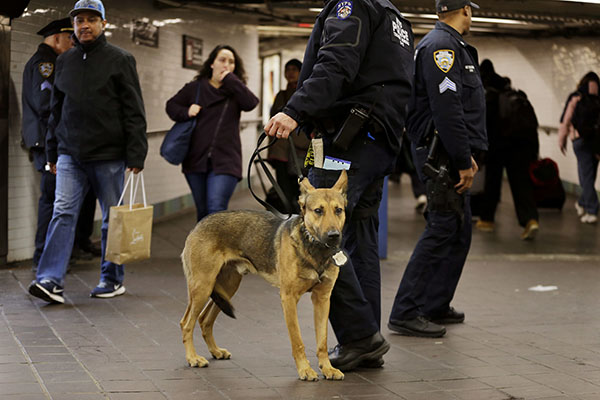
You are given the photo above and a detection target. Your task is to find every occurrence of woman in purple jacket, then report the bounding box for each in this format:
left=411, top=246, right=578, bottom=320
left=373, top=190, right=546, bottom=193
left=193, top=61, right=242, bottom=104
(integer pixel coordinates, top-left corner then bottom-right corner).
left=166, top=45, right=259, bottom=221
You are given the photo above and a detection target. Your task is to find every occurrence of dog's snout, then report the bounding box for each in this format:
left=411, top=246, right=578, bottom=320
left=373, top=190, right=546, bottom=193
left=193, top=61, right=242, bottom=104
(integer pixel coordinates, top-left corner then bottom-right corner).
left=327, top=230, right=340, bottom=240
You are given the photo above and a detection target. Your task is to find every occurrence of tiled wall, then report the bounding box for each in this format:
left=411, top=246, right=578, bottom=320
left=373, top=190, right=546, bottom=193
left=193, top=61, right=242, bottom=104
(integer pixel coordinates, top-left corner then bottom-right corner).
left=8, top=0, right=259, bottom=262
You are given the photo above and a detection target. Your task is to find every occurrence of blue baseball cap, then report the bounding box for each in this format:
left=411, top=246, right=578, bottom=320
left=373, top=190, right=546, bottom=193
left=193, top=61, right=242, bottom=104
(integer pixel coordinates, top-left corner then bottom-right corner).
left=436, top=0, right=479, bottom=13
left=70, top=0, right=106, bottom=20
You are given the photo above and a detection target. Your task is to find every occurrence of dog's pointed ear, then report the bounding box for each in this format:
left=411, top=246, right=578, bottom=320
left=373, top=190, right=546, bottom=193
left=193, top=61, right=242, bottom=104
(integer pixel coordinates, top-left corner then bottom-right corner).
left=332, top=170, right=348, bottom=198
left=299, top=177, right=315, bottom=194
left=298, top=177, right=315, bottom=213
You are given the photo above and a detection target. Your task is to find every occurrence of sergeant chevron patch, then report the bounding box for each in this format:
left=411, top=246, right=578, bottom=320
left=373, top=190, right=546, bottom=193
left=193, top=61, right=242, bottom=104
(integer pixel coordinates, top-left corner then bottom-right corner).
left=439, top=77, right=457, bottom=93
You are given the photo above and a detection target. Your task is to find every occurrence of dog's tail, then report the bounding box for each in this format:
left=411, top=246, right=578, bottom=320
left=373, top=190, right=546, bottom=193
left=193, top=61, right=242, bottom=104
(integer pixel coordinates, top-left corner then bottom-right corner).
left=211, top=285, right=236, bottom=319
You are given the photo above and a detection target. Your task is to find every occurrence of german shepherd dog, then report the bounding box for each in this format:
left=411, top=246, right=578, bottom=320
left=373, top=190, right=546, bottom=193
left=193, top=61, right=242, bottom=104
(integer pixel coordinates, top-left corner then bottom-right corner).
left=180, top=170, right=348, bottom=381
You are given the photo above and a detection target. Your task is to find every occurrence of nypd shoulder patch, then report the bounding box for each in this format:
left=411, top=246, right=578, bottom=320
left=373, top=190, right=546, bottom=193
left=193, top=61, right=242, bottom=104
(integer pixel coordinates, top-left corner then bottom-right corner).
left=433, top=49, right=454, bottom=73
left=439, top=77, right=457, bottom=94
left=38, top=62, right=54, bottom=79
left=336, top=0, right=353, bottom=20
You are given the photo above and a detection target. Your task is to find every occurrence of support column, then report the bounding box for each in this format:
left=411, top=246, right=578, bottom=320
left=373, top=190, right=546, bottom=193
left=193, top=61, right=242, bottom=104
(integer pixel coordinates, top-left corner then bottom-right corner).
left=0, top=17, right=9, bottom=265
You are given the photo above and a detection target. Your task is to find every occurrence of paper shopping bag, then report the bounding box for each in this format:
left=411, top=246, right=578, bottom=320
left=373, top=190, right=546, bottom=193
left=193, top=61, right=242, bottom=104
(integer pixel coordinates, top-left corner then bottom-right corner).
left=105, top=172, right=154, bottom=264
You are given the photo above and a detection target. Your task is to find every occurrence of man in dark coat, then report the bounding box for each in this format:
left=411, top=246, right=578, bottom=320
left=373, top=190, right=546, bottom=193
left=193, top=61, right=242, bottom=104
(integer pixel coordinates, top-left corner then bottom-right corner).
left=22, top=17, right=100, bottom=271
left=388, top=0, right=487, bottom=338
left=28, top=0, right=147, bottom=304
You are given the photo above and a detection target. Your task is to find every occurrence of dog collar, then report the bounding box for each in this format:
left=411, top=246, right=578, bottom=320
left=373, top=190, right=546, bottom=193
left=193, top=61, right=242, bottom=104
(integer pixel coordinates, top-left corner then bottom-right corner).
left=300, top=224, right=347, bottom=267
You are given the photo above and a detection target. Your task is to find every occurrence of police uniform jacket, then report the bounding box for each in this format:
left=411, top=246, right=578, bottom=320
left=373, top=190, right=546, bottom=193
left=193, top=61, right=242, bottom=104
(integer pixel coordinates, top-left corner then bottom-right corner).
left=46, top=33, right=148, bottom=169
left=406, top=21, right=487, bottom=171
left=282, top=0, right=414, bottom=154
left=22, top=43, right=58, bottom=170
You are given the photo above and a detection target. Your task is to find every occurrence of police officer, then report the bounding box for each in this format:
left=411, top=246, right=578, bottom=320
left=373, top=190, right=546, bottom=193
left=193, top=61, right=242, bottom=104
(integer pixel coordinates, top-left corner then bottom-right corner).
left=266, top=0, right=414, bottom=371
left=387, top=0, right=487, bottom=338
left=22, top=18, right=72, bottom=269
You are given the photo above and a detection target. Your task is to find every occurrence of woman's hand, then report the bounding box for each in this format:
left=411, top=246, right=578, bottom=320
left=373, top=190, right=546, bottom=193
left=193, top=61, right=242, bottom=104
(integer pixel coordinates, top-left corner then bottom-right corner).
left=188, top=104, right=201, bottom=117
left=218, top=70, right=230, bottom=82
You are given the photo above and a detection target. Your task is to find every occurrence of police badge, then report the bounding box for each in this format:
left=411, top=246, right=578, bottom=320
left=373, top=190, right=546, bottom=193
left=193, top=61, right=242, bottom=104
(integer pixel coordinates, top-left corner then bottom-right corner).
left=336, top=0, right=353, bottom=20
left=39, top=62, right=54, bottom=78
left=434, top=50, right=454, bottom=73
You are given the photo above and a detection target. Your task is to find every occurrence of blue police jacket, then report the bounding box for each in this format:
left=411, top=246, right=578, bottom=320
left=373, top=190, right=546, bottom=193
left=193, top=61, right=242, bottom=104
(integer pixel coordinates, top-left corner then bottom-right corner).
left=283, top=0, right=414, bottom=154
left=406, top=21, right=487, bottom=171
left=22, top=43, right=57, bottom=152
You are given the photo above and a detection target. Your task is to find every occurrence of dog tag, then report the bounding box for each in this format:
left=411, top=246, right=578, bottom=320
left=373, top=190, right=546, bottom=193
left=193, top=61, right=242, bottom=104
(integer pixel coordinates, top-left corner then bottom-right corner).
left=332, top=250, right=348, bottom=267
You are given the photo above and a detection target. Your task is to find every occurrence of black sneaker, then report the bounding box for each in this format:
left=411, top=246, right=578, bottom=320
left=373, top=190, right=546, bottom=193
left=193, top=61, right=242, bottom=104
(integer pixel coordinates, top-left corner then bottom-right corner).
left=428, top=306, right=465, bottom=324
left=90, top=282, right=126, bottom=298
left=71, top=246, right=94, bottom=261
left=388, top=316, right=446, bottom=338
left=28, top=280, right=65, bottom=304
left=79, top=240, right=102, bottom=257
left=328, top=332, right=390, bottom=372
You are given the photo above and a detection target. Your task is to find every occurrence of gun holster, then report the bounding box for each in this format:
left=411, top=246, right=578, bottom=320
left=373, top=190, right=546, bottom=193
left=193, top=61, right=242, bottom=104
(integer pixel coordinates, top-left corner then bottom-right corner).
left=422, top=134, right=465, bottom=224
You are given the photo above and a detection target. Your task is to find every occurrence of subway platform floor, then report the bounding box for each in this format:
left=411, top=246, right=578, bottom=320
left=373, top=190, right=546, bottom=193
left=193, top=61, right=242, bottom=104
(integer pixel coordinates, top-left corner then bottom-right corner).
left=1, top=178, right=600, bottom=400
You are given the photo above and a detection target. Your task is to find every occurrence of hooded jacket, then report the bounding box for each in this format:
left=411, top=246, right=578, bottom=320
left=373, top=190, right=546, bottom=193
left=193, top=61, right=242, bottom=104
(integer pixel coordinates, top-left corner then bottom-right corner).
left=46, top=33, right=148, bottom=168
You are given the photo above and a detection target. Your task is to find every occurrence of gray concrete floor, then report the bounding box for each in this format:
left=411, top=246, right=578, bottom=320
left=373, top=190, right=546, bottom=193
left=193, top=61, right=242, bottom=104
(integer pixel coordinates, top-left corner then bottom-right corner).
left=1, top=178, right=600, bottom=400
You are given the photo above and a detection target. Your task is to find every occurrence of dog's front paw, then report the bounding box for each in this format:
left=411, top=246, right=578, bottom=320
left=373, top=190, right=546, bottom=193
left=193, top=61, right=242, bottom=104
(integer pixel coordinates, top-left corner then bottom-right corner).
left=210, top=347, right=231, bottom=360
left=321, top=366, right=344, bottom=380
left=298, top=366, right=319, bottom=381
left=187, top=354, right=209, bottom=368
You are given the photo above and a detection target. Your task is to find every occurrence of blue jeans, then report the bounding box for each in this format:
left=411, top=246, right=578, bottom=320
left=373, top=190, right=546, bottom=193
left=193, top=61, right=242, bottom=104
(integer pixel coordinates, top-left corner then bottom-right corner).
left=36, top=155, right=126, bottom=287
left=573, top=138, right=599, bottom=215
left=184, top=171, right=238, bottom=221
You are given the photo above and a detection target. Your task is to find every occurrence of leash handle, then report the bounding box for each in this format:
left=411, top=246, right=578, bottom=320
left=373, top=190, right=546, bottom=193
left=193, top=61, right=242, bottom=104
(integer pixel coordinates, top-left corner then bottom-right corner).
left=248, top=132, right=303, bottom=219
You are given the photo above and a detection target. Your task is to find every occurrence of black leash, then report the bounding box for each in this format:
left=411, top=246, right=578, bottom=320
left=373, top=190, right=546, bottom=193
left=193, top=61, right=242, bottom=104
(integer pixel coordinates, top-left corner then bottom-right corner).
left=247, top=132, right=304, bottom=219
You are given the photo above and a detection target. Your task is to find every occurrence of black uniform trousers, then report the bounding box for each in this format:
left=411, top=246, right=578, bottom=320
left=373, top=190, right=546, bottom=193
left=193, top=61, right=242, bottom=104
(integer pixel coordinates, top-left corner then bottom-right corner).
left=308, top=134, right=394, bottom=345
left=32, top=151, right=97, bottom=265
left=480, top=144, right=538, bottom=227
left=389, top=144, right=472, bottom=321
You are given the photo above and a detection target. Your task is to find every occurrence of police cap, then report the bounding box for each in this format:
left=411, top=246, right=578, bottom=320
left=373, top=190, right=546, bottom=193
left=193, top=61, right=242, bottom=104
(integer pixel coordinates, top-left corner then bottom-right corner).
left=36, top=18, right=74, bottom=37
left=436, top=0, right=480, bottom=13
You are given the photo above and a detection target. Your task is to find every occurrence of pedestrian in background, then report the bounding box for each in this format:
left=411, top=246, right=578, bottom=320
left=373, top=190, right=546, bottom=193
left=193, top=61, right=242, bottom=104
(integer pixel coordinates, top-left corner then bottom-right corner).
left=28, top=0, right=148, bottom=304
left=475, top=59, right=540, bottom=240
left=388, top=0, right=486, bottom=338
left=166, top=44, right=259, bottom=222
left=267, top=58, right=310, bottom=213
left=558, top=71, right=600, bottom=224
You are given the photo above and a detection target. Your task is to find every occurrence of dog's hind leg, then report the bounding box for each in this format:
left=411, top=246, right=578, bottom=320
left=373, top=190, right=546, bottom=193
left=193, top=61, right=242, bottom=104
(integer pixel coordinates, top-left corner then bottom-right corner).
left=311, top=281, right=344, bottom=380
left=180, top=283, right=213, bottom=368
left=200, top=268, right=242, bottom=360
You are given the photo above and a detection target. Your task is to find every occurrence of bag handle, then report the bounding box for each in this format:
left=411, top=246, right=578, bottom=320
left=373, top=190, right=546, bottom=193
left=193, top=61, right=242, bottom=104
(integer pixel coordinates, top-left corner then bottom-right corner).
left=117, top=171, right=148, bottom=210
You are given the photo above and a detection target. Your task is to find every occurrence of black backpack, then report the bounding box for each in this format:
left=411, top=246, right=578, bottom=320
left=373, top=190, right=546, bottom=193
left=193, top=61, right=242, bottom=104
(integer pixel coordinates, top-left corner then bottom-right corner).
left=572, top=93, right=600, bottom=147
left=497, top=89, right=538, bottom=138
